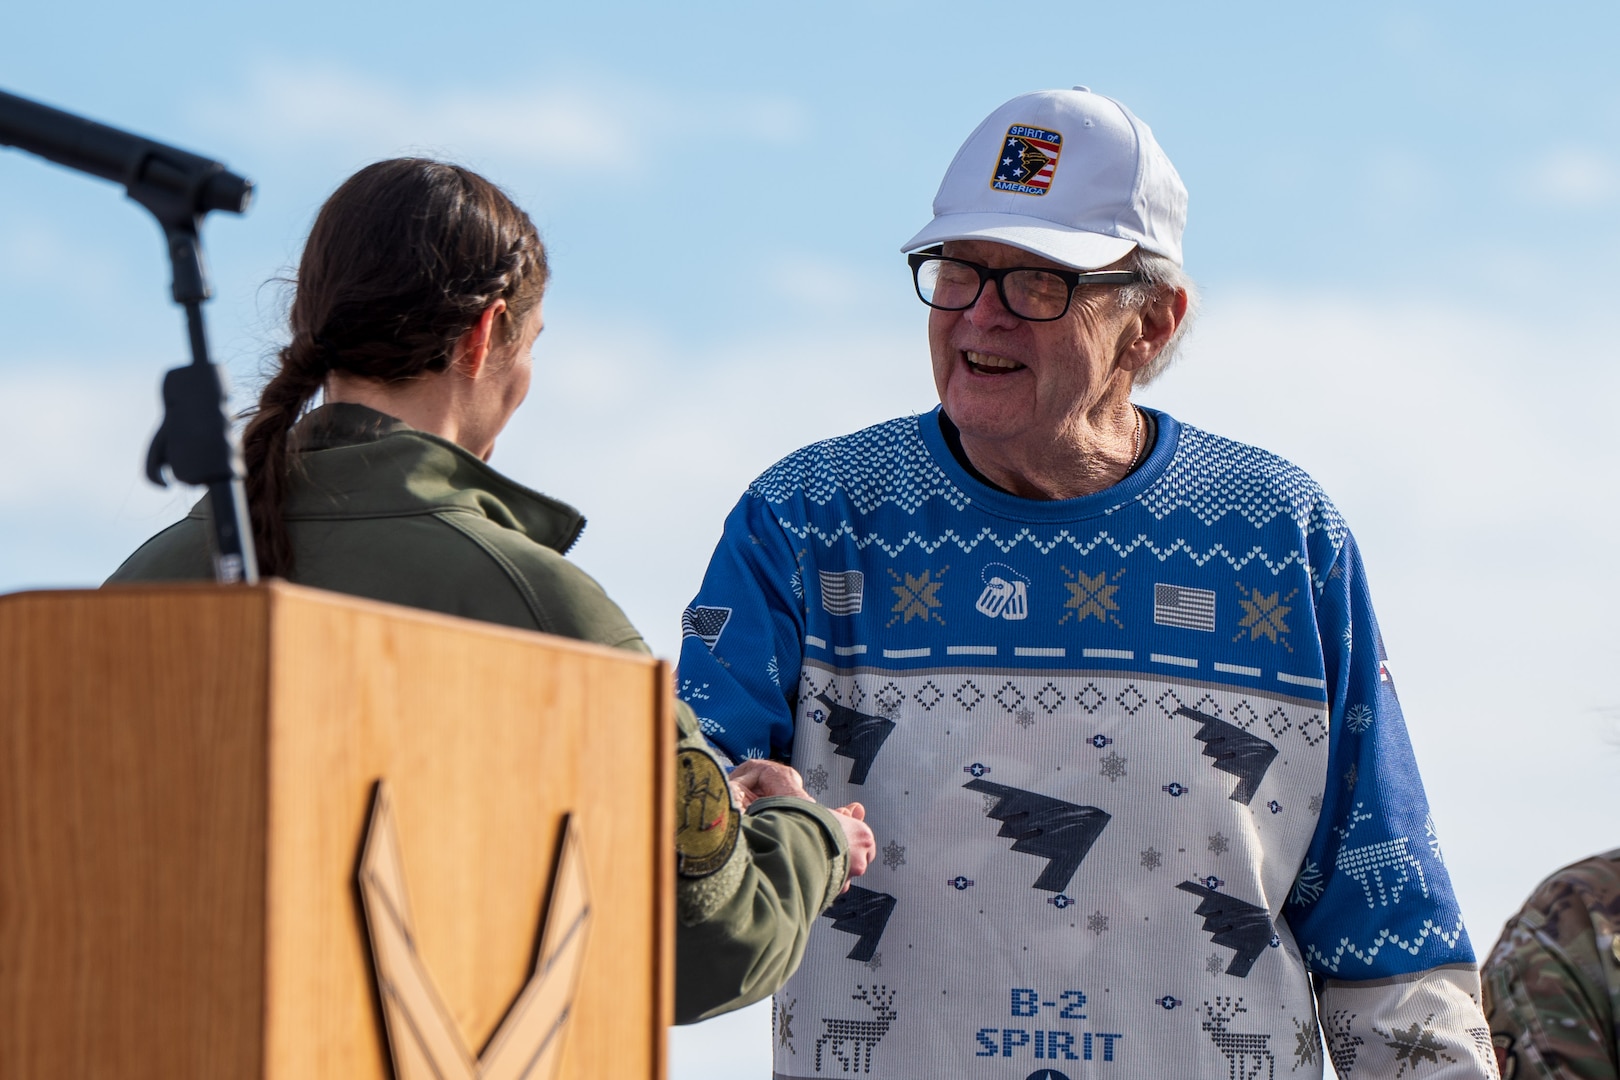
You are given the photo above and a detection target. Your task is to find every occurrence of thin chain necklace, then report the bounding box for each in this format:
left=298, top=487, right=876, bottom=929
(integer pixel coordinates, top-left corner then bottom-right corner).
left=1126, top=405, right=1143, bottom=472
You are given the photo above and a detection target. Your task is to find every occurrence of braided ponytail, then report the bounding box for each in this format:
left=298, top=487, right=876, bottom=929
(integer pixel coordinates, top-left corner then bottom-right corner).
left=241, top=337, right=330, bottom=576
left=245, top=159, right=547, bottom=577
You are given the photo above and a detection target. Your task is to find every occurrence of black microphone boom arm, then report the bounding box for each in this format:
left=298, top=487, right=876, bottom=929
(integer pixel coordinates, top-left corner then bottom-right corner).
left=0, top=88, right=258, bottom=583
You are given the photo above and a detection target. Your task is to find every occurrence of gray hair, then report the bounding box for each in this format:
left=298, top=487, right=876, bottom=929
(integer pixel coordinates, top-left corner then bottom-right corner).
left=1115, top=250, right=1198, bottom=386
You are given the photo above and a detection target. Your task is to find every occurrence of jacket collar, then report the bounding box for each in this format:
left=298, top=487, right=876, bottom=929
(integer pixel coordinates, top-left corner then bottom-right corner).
left=283, top=403, right=586, bottom=554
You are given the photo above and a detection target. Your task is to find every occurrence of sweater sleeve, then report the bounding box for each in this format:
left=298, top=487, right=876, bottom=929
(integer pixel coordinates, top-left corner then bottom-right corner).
left=1286, top=533, right=1496, bottom=1077
left=675, top=491, right=806, bottom=763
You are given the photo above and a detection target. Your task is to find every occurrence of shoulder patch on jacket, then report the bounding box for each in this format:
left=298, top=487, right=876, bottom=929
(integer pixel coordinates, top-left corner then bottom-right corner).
left=676, top=747, right=740, bottom=878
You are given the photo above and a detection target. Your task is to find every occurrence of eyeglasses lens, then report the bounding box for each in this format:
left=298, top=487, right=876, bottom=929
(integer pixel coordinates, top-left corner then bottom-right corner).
left=914, top=258, right=1071, bottom=320
left=914, top=258, right=976, bottom=308
left=1006, top=270, right=1071, bottom=320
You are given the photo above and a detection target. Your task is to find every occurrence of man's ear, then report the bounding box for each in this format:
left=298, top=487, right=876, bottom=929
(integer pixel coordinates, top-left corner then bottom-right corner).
left=451, top=299, right=508, bottom=379
left=1119, top=287, right=1188, bottom=373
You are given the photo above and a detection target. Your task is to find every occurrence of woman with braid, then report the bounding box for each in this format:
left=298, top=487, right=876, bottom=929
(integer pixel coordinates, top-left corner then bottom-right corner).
left=108, top=158, right=873, bottom=1023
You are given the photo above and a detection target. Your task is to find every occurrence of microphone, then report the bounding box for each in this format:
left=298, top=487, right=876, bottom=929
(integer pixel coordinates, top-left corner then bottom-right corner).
left=0, top=88, right=252, bottom=222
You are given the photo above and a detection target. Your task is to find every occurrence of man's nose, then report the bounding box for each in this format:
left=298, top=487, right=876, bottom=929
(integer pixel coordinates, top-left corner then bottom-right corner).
left=965, top=278, right=1020, bottom=329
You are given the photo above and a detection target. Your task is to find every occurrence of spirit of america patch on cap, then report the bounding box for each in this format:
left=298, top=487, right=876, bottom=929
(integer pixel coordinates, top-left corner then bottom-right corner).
left=991, top=124, right=1062, bottom=196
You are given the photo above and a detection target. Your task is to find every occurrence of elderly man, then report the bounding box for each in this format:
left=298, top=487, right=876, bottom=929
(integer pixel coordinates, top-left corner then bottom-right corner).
left=677, top=88, right=1494, bottom=1078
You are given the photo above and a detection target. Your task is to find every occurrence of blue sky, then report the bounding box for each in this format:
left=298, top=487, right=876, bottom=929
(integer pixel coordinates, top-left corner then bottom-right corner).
left=5, top=2, right=1616, bottom=362
left=3, top=4, right=1617, bottom=1076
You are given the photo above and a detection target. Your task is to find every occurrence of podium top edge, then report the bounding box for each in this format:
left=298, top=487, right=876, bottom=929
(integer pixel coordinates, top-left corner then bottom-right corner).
left=1, top=581, right=665, bottom=668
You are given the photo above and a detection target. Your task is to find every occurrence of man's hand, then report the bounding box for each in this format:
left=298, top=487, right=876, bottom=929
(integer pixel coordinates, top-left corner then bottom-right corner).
left=727, top=759, right=812, bottom=810
left=726, top=763, right=875, bottom=893
left=830, top=802, right=876, bottom=893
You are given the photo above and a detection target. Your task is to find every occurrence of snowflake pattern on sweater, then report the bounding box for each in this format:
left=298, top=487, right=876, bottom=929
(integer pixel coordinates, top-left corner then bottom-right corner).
left=679, top=408, right=1489, bottom=1080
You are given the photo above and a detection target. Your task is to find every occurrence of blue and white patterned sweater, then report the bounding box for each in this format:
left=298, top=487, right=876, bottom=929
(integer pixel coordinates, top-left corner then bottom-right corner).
left=678, top=408, right=1494, bottom=1080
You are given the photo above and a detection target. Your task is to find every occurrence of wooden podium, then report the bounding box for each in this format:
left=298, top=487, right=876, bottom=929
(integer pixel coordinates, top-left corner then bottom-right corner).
left=0, top=583, right=673, bottom=1079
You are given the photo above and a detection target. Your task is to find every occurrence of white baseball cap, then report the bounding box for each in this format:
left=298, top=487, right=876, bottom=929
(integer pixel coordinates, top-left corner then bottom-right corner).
left=901, top=87, right=1187, bottom=270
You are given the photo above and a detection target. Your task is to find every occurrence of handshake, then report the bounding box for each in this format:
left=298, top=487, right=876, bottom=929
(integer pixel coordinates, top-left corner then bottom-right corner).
left=727, top=759, right=877, bottom=892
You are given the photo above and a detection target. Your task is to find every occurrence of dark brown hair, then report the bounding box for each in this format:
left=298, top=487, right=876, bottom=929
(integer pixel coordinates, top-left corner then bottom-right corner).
left=242, top=158, right=548, bottom=576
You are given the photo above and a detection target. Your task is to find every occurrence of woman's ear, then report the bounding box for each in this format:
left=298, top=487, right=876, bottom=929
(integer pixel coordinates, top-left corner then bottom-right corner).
left=451, top=299, right=508, bottom=379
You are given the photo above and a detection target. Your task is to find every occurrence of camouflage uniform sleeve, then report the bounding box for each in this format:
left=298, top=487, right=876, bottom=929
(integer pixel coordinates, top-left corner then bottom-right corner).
left=673, top=702, right=849, bottom=1025
left=1483, top=849, right=1620, bottom=1080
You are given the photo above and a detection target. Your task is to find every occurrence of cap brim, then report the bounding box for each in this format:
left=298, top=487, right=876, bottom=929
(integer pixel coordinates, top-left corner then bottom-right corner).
left=901, top=213, right=1139, bottom=270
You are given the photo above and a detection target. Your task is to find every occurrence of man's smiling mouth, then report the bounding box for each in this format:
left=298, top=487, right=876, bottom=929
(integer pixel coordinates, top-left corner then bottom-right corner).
left=964, top=350, right=1026, bottom=375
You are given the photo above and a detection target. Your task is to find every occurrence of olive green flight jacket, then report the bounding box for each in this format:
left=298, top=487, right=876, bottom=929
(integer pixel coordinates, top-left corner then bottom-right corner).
left=107, top=403, right=848, bottom=1025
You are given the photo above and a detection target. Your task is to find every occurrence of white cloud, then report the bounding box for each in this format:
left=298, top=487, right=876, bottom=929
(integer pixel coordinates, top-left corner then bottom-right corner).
left=1358, top=149, right=1443, bottom=214
left=0, top=218, right=140, bottom=294
left=1379, top=11, right=1435, bottom=55
left=0, top=363, right=195, bottom=589
left=1523, top=147, right=1619, bottom=207
left=192, top=62, right=809, bottom=172
left=765, top=254, right=880, bottom=310
left=0, top=367, right=160, bottom=504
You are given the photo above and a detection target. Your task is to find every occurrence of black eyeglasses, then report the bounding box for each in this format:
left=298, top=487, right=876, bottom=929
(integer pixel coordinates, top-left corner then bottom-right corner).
left=907, top=248, right=1141, bottom=322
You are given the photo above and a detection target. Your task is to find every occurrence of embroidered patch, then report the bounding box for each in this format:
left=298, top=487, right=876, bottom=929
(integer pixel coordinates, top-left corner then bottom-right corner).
left=993, top=124, right=1063, bottom=195
left=1492, top=1032, right=1517, bottom=1079
left=675, top=747, right=738, bottom=878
